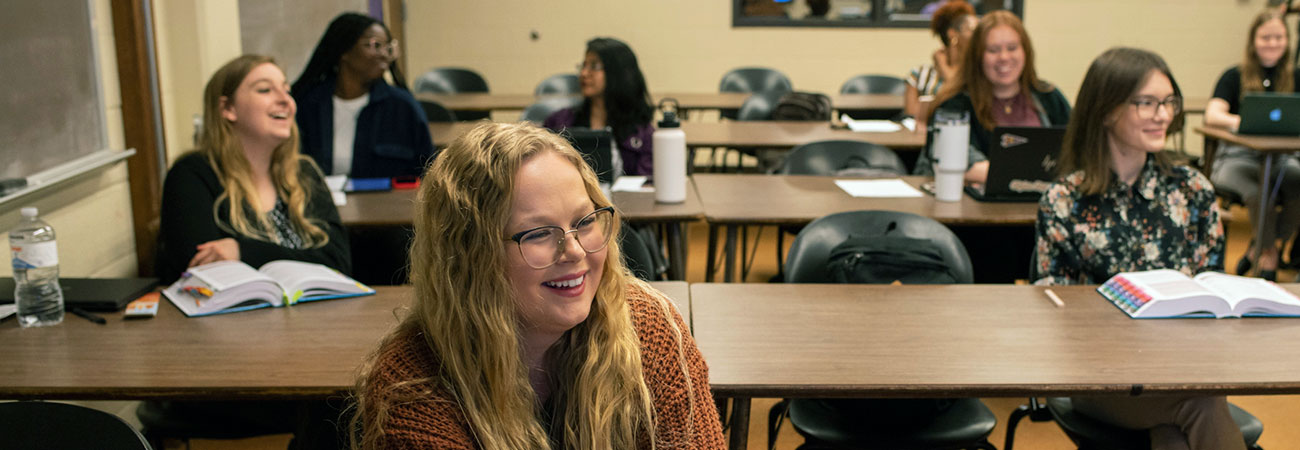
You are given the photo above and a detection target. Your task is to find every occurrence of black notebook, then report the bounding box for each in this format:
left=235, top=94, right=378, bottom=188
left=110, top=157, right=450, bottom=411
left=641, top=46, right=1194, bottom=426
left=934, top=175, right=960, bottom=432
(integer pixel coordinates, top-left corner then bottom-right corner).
left=0, top=277, right=158, bottom=312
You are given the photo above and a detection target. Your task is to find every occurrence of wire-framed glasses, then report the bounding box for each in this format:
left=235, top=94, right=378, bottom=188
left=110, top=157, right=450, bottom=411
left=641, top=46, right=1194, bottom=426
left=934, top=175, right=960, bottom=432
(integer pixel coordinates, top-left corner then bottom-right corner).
left=361, top=38, right=400, bottom=58
left=506, top=207, right=615, bottom=269
left=1130, top=95, right=1181, bottom=119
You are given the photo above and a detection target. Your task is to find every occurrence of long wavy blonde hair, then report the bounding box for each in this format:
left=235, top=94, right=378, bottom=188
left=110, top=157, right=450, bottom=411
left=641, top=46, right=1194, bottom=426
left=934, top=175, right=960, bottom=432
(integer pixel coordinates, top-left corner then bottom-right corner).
left=356, top=122, right=665, bottom=449
left=199, top=54, right=328, bottom=247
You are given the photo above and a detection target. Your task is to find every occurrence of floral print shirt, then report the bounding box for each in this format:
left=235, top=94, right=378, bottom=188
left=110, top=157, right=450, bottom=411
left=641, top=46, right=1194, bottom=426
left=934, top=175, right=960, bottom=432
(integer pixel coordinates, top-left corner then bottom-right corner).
left=1032, top=156, right=1225, bottom=285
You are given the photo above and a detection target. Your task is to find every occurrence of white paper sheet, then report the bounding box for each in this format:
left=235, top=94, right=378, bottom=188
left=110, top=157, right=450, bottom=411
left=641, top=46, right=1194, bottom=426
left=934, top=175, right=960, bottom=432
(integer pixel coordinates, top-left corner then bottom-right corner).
left=331, top=191, right=347, bottom=206
left=840, top=114, right=902, bottom=133
left=324, top=175, right=348, bottom=192
left=0, top=304, right=17, bottom=321
left=834, top=179, right=925, bottom=198
left=611, top=176, right=653, bottom=192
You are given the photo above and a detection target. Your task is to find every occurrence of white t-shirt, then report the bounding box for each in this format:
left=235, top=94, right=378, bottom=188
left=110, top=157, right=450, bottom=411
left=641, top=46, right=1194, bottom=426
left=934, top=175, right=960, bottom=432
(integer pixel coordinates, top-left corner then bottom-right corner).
left=331, top=93, right=370, bottom=176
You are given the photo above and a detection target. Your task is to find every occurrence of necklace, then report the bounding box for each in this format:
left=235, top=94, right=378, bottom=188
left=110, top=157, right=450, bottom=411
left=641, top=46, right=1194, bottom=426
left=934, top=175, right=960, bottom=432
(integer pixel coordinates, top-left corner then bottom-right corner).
left=996, top=95, right=1015, bottom=115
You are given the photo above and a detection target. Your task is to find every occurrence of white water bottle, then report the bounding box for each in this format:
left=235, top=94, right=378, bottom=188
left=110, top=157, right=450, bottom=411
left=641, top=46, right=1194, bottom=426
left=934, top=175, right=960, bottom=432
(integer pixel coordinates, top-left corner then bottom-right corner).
left=652, top=98, right=687, bottom=203
left=931, top=109, right=970, bottom=202
left=10, top=207, right=64, bottom=327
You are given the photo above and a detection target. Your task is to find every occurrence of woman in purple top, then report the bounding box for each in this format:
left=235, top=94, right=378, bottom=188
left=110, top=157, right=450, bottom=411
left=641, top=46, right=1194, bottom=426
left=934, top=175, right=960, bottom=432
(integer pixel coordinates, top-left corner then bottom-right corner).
left=544, top=37, right=656, bottom=176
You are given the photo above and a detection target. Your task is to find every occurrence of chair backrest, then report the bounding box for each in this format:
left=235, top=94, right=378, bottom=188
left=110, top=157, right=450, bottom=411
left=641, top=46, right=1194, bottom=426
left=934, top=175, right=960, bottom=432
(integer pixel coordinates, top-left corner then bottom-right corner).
left=412, top=67, right=489, bottom=94
left=840, top=74, right=907, bottom=95
left=418, top=100, right=457, bottom=122
left=719, top=67, right=793, bottom=94
left=736, top=90, right=785, bottom=121
left=783, top=210, right=973, bottom=283
left=780, top=140, right=906, bottom=175
left=620, top=224, right=658, bottom=281
left=0, top=401, right=152, bottom=450
left=535, top=73, right=580, bottom=95
left=521, top=96, right=584, bottom=123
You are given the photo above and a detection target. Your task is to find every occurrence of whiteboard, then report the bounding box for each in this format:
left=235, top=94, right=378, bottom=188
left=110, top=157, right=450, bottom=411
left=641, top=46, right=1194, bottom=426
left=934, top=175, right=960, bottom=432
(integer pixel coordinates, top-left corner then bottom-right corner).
left=0, top=0, right=107, bottom=181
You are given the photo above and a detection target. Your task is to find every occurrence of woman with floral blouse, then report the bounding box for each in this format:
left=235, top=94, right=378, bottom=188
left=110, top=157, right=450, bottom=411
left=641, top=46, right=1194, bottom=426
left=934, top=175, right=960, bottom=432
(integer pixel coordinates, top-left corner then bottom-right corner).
left=1032, top=47, right=1242, bottom=450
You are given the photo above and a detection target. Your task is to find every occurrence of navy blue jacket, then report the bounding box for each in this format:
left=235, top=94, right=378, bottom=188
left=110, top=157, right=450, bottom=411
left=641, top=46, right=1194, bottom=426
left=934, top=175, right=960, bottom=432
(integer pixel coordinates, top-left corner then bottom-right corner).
left=294, top=77, right=435, bottom=178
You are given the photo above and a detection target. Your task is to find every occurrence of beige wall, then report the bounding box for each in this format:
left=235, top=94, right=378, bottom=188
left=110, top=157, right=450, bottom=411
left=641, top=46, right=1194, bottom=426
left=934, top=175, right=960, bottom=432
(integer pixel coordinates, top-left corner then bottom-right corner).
left=406, top=0, right=1264, bottom=101
left=154, top=0, right=242, bottom=162
left=0, top=0, right=136, bottom=278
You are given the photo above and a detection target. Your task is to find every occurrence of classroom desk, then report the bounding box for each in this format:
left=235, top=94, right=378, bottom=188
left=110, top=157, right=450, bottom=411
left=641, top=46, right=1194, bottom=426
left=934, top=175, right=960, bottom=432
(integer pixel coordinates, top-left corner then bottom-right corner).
left=1196, top=125, right=1300, bottom=276
left=429, top=121, right=926, bottom=151
left=691, top=282, right=1300, bottom=449
left=336, top=182, right=705, bottom=280
left=692, top=174, right=1038, bottom=282
left=416, top=92, right=903, bottom=115
left=0, top=282, right=689, bottom=400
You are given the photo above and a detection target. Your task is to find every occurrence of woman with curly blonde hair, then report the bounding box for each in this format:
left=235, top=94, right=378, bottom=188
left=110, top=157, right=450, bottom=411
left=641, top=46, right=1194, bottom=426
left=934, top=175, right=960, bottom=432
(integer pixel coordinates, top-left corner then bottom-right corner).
left=353, top=122, right=724, bottom=449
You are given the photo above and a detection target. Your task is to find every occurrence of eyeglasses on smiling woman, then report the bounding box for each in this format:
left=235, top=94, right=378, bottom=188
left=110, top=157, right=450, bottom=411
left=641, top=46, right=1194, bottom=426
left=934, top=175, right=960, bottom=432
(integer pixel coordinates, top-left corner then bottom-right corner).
left=1130, top=95, right=1181, bottom=119
left=506, top=207, right=616, bottom=269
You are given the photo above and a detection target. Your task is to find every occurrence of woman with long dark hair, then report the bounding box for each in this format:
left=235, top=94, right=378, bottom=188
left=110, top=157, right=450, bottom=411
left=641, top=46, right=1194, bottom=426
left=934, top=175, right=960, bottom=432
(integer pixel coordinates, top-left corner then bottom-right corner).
left=544, top=37, right=656, bottom=176
left=292, top=12, right=434, bottom=178
left=1034, top=47, right=1242, bottom=450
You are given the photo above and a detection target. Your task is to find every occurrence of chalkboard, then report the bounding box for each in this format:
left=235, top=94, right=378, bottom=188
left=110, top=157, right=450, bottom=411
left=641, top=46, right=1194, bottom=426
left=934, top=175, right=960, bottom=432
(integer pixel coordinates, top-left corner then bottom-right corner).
left=0, top=0, right=107, bottom=181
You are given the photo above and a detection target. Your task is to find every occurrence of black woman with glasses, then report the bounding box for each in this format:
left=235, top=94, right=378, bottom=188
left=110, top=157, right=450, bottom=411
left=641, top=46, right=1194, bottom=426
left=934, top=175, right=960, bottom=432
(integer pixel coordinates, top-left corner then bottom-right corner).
left=544, top=37, right=656, bottom=176
left=292, top=12, right=434, bottom=179
left=350, top=122, right=723, bottom=448
left=1033, top=47, right=1242, bottom=450
left=1205, top=9, right=1300, bottom=281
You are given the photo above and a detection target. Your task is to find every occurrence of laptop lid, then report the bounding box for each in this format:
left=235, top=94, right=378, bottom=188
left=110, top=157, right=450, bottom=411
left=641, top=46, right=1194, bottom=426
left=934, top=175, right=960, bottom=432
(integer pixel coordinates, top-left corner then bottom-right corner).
left=0, top=277, right=158, bottom=312
left=972, top=126, right=1065, bottom=201
left=561, top=128, right=616, bottom=184
left=1238, top=93, right=1300, bottom=135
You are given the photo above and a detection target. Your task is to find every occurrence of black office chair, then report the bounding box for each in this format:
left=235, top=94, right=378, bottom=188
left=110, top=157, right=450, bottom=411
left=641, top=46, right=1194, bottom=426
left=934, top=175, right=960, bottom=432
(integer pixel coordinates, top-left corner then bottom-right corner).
left=737, top=90, right=785, bottom=121
left=620, top=224, right=665, bottom=281
left=521, top=96, right=584, bottom=123
left=773, top=141, right=908, bottom=279
left=772, top=210, right=992, bottom=450
left=840, top=74, right=907, bottom=120
left=719, top=67, right=793, bottom=120
left=535, top=73, right=580, bottom=95
left=413, top=67, right=490, bottom=120
left=1004, top=397, right=1263, bottom=450
left=0, top=401, right=152, bottom=450
left=840, top=74, right=907, bottom=95
left=419, top=100, right=457, bottom=122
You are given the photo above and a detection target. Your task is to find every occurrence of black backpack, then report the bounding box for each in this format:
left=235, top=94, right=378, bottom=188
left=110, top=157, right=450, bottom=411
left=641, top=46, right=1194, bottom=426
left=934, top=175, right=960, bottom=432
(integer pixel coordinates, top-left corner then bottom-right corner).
left=826, top=223, right=958, bottom=284
left=772, top=91, right=832, bottom=121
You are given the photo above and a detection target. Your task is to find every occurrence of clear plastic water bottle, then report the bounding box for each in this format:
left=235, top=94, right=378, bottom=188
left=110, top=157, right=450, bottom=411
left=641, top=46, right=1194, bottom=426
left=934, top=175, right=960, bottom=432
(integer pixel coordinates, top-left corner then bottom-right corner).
left=9, top=207, right=63, bottom=327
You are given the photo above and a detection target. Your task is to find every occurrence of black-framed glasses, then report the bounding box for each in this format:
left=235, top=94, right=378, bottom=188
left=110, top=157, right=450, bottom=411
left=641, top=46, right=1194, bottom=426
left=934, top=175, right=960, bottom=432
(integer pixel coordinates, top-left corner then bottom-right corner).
left=576, top=61, right=604, bottom=73
left=1130, top=95, right=1181, bottom=119
left=360, top=38, right=400, bottom=57
left=506, top=207, right=615, bottom=269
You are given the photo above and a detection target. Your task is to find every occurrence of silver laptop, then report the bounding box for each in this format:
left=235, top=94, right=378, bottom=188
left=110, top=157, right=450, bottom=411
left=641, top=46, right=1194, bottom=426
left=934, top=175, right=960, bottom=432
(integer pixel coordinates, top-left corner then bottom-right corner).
left=1238, top=93, right=1300, bottom=135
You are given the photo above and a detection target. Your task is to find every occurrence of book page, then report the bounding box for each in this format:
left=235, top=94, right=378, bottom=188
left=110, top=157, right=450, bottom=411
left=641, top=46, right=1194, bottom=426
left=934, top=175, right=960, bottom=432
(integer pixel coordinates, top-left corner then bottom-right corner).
left=260, top=260, right=372, bottom=303
left=187, top=260, right=275, bottom=291
left=1194, top=272, right=1300, bottom=312
left=1125, top=269, right=1216, bottom=299
left=1102, top=269, right=1227, bottom=318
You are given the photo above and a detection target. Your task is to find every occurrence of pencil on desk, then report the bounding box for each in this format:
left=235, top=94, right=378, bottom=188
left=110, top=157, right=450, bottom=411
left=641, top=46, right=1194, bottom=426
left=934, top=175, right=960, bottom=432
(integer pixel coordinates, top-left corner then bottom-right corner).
left=1044, top=288, right=1065, bottom=308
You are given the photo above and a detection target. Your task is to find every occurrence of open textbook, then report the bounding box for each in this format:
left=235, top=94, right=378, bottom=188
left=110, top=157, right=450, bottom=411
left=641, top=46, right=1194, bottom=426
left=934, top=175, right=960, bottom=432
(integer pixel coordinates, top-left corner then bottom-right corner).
left=1097, top=269, right=1300, bottom=319
left=162, top=260, right=373, bottom=317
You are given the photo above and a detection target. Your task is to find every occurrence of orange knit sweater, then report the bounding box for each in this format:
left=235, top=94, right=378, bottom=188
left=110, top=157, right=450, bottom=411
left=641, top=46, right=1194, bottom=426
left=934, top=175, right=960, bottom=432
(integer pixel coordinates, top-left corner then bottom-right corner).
left=362, top=283, right=726, bottom=449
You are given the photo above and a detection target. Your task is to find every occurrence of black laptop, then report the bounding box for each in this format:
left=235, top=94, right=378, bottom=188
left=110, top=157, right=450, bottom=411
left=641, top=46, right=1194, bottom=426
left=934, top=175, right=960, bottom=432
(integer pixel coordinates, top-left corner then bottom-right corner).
left=1238, top=93, right=1300, bottom=135
left=0, top=277, right=158, bottom=312
left=561, top=128, right=616, bottom=185
left=965, top=126, right=1065, bottom=202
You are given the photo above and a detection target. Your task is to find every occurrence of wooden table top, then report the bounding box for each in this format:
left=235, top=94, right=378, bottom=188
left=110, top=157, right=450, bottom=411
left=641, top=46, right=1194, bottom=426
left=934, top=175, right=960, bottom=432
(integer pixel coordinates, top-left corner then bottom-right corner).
left=692, top=283, right=1300, bottom=398
left=692, top=174, right=1037, bottom=226
left=337, top=180, right=704, bottom=227
left=0, top=282, right=689, bottom=400
left=429, top=121, right=924, bottom=150
left=416, top=92, right=903, bottom=113
left=1196, top=125, right=1300, bottom=151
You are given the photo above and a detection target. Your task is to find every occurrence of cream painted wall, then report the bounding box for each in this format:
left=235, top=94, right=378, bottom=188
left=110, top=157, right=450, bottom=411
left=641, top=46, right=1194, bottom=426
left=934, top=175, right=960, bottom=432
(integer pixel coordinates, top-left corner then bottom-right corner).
left=0, top=0, right=137, bottom=278
left=406, top=0, right=1263, bottom=102
left=405, top=0, right=1271, bottom=155
left=154, top=0, right=242, bottom=162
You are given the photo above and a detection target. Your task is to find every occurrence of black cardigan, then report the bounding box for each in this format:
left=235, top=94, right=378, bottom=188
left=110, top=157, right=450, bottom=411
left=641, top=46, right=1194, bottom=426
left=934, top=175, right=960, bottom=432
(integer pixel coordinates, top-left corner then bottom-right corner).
left=914, top=87, right=1072, bottom=175
left=156, top=152, right=351, bottom=284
